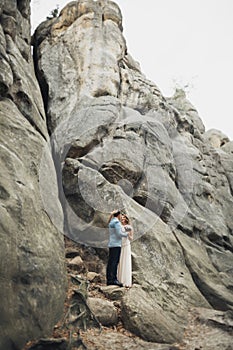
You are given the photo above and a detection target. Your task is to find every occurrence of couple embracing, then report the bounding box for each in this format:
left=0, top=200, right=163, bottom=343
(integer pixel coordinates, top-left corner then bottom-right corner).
left=106, top=210, right=133, bottom=288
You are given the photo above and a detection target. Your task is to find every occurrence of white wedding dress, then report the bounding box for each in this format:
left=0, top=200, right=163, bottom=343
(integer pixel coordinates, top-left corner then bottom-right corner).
left=117, top=225, right=132, bottom=287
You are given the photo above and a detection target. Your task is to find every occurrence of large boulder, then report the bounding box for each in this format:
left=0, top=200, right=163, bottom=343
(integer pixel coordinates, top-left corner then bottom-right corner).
left=0, top=1, right=66, bottom=349
left=87, top=297, right=118, bottom=326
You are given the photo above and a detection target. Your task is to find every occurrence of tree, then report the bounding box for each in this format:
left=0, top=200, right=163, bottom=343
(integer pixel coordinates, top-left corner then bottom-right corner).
left=46, top=5, right=59, bottom=20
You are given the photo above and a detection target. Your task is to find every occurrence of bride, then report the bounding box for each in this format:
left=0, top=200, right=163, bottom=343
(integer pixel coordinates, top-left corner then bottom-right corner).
left=117, top=214, right=134, bottom=287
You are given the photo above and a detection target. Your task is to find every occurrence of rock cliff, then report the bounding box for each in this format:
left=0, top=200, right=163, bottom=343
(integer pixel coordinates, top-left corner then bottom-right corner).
left=0, top=0, right=233, bottom=349
left=0, top=1, right=66, bottom=349
left=32, top=0, right=233, bottom=347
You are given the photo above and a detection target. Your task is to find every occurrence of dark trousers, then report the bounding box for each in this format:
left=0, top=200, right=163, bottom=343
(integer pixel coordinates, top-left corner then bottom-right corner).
left=106, top=247, right=121, bottom=283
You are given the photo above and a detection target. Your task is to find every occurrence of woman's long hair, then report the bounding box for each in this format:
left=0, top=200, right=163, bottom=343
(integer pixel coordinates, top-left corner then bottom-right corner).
left=122, top=214, right=130, bottom=225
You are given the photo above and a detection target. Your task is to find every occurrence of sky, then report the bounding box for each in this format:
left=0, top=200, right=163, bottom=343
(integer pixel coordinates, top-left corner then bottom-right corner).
left=31, top=0, right=233, bottom=140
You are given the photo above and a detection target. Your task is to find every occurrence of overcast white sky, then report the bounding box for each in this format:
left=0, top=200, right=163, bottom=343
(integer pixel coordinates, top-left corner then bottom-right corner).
left=31, top=0, right=233, bottom=140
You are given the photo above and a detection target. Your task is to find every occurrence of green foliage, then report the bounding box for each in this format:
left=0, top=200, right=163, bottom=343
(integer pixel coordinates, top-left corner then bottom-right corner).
left=46, top=4, right=59, bottom=20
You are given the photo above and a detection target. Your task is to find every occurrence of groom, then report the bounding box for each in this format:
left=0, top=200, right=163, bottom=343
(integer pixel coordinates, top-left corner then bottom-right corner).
left=106, top=210, right=128, bottom=287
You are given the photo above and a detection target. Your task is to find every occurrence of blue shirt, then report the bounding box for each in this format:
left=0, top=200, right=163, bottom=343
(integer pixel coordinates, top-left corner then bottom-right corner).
left=108, top=217, right=128, bottom=247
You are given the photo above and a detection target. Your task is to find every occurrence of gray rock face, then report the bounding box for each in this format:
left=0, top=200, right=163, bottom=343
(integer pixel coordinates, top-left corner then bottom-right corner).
left=80, top=330, right=172, bottom=350
left=121, top=285, right=185, bottom=343
left=0, top=1, right=66, bottom=349
left=87, top=297, right=118, bottom=326
left=203, top=128, right=230, bottom=148
left=32, top=0, right=164, bottom=133
left=177, top=307, right=233, bottom=350
left=32, top=0, right=233, bottom=347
